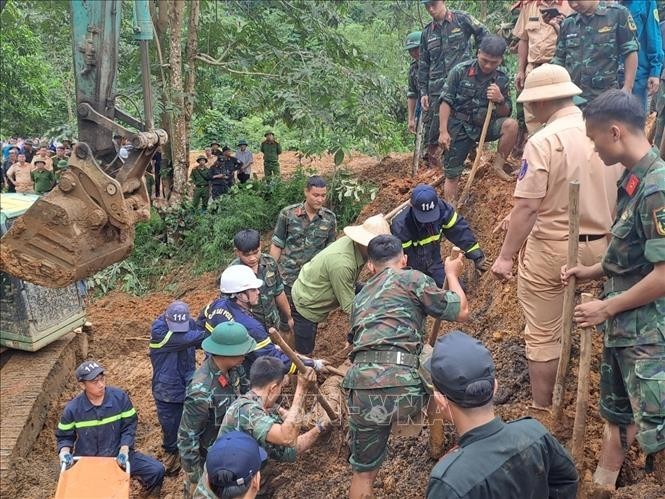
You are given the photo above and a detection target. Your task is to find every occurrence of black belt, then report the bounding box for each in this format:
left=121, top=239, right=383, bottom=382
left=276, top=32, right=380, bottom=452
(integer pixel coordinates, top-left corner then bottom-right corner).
left=454, top=111, right=471, bottom=122
left=579, top=234, right=605, bottom=242
left=353, top=350, right=419, bottom=368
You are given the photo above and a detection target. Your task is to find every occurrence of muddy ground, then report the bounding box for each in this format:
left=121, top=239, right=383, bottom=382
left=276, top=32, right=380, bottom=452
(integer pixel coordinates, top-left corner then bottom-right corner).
left=7, top=151, right=664, bottom=498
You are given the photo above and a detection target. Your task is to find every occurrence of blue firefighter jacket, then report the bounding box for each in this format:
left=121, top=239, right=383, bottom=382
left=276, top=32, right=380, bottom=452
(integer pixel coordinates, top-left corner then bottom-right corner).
left=624, top=0, right=663, bottom=80
left=196, top=296, right=313, bottom=374
left=149, top=315, right=208, bottom=403
left=56, top=386, right=137, bottom=456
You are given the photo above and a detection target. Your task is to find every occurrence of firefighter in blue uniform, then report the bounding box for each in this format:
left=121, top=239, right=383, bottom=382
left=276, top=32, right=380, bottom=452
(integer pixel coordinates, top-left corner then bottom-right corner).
left=391, top=184, right=490, bottom=286
left=197, top=265, right=327, bottom=375
left=56, top=360, right=165, bottom=497
left=149, top=300, right=208, bottom=475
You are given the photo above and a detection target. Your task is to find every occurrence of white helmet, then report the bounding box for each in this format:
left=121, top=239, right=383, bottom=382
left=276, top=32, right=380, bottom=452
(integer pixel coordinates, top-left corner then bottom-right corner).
left=220, top=265, right=264, bottom=294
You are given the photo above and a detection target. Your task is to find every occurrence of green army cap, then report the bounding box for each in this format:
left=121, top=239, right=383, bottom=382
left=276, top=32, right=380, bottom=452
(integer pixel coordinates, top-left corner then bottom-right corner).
left=405, top=31, right=421, bottom=50
left=202, top=321, right=256, bottom=357
left=237, top=139, right=248, bottom=146
left=57, top=160, right=68, bottom=168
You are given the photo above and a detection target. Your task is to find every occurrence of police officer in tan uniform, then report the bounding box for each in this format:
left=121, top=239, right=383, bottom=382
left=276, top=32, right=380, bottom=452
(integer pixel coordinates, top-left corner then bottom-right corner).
left=491, top=64, right=621, bottom=408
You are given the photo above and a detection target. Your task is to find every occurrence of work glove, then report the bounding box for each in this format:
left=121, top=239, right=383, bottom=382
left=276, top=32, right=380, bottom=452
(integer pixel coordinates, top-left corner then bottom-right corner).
left=116, top=446, right=129, bottom=469
left=312, top=359, right=328, bottom=372
left=473, top=256, right=491, bottom=274
left=59, top=449, right=73, bottom=469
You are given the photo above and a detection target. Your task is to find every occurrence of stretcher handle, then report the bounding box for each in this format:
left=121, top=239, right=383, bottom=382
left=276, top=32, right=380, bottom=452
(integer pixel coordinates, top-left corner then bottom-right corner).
left=59, top=455, right=130, bottom=475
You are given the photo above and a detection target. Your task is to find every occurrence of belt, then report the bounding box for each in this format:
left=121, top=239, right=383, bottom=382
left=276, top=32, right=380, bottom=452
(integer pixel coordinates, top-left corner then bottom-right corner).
left=454, top=111, right=471, bottom=122
left=353, top=350, right=419, bottom=368
left=579, top=234, right=605, bottom=242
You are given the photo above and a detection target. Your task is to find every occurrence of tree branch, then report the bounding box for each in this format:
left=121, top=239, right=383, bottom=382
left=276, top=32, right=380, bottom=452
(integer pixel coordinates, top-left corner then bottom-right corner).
left=194, top=54, right=279, bottom=77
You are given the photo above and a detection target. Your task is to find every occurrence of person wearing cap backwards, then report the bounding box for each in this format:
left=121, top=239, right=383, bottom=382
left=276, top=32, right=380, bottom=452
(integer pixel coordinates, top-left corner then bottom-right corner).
left=290, top=214, right=391, bottom=355
left=197, top=265, right=326, bottom=375
left=438, top=35, right=519, bottom=202
left=150, top=300, right=208, bottom=475
left=391, top=183, right=489, bottom=286
left=235, top=139, right=254, bottom=184
left=178, top=321, right=255, bottom=497
left=191, top=155, right=212, bottom=211
left=56, top=360, right=165, bottom=497
left=194, top=431, right=266, bottom=499
left=260, top=132, right=282, bottom=178
left=562, top=89, right=665, bottom=489
left=209, top=146, right=243, bottom=199
left=491, top=64, right=621, bottom=410
left=30, top=158, right=56, bottom=194
left=405, top=31, right=422, bottom=135
left=344, top=235, right=469, bottom=499
left=220, top=357, right=328, bottom=466
left=418, top=0, right=488, bottom=171
left=425, top=331, right=578, bottom=498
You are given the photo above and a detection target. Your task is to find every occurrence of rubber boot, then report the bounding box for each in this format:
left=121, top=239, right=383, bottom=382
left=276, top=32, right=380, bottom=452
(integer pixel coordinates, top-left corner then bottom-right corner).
left=491, top=153, right=512, bottom=181
left=164, top=451, right=181, bottom=476
left=427, top=144, right=441, bottom=170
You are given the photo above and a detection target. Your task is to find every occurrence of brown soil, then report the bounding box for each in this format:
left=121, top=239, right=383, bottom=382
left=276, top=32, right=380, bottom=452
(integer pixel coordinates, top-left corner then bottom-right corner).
left=7, top=152, right=664, bottom=498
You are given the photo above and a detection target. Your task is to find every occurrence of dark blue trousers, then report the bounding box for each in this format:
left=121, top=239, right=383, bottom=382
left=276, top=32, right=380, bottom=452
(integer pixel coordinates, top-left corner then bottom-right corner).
left=155, top=399, right=184, bottom=454
left=129, top=450, right=165, bottom=492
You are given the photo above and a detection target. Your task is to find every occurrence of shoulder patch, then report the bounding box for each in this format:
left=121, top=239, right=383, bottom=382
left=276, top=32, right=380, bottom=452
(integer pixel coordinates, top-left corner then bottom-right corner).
left=518, top=158, right=528, bottom=180
left=627, top=16, right=637, bottom=32
left=654, top=206, right=665, bottom=236
left=655, top=9, right=660, bottom=23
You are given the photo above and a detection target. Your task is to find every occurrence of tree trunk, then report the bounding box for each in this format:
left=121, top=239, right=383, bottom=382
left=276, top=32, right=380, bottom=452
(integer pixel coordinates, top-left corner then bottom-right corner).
left=184, top=0, right=200, bottom=143
left=168, top=0, right=187, bottom=204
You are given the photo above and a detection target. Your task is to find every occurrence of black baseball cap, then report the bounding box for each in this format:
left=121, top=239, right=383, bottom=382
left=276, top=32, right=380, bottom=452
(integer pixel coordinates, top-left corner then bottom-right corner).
left=425, top=330, right=496, bottom=408
left=207, top=431, right=268, bottom=489
left=410, top=184, right=440, bottom=224
left=76, top=360, right=105, bottom=381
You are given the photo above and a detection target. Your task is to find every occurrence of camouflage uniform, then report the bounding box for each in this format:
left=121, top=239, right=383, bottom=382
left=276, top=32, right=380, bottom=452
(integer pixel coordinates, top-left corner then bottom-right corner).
left=551, top=2, right=638, bottom=104
left=177, top=356, right=249, bottom=485
left=219, top=390, right=297, bottom=462
left=439, top=59, right=512, bottom=179
left=342, top=267, right=461, bottom=472
left=190, top=167, right=210, bottom=210
left=193, top=467, right=216, bottom=499
left=599, top=147, right=665, bottom=455
left=418, top=9, right=488, bottom=146
left=230, top=253, right=284, bottom=330
left=271, top=202, right=337, bottom=287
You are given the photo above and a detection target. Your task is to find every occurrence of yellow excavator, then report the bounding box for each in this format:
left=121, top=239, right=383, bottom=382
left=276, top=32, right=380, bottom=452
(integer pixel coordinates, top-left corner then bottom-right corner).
left=0, top=0, right=167, bottom=289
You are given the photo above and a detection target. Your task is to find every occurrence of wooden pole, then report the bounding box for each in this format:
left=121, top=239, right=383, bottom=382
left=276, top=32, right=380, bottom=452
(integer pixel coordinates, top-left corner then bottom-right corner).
left=268, top=328, right=338, bottom=422
left=384, top=176, right=445, bottom=222
left=412, top=113, right=424, bottom=177
left=571, top=293, right=594, bottom=467
left=428, top=246, right=462, bottom=347
left=551, top=181, right=580, bottom=420
left=458, top=101, right=495, bottom=207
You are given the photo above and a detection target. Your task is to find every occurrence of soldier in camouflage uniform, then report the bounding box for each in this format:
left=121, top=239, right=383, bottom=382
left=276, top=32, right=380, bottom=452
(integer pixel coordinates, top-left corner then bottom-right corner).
left=343, top=234, right=469, bottom=499
left=438, top=35, right=519, bottom=202
left=551, top=0, right=639, bottom=104
left=220, top=357, right=327, bottom=463
left=231, top=229, right=293, bottom=332
left=177, top=321, right=255, bottom=497
left=406, top=31, right=422, bottom=135
left=418, top=0, right=488, bottom=170
left=563, top=90, right=665, bottom=488
left=191, top=155, right=211, bottom=211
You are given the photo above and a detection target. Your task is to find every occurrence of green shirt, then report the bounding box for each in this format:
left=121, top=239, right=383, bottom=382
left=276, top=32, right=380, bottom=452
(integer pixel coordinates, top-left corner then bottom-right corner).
left=291, top=236, right=364, bottom=323
left=601, top=147, right=665, bottom=347
left=30, top=169, right=55, bottom=194
left=260, top=141, right=282, bottom=163
left=343, top=267, right=460, bottom=390
left=190, top=167, right=210, bottom=188
left=230, top=254, right=284, bottom=329
left=219, top=390, right=297, bottom=462
left=272, top=202, right=337, bottom=286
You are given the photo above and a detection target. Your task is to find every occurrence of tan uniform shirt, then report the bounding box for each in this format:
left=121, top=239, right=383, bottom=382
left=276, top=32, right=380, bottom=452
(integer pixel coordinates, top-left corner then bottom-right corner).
left=514, top=106, right=621, bottom=240
left=7, top=162, right=35, bottom=193
left=513, top=0, right=573, bottom=67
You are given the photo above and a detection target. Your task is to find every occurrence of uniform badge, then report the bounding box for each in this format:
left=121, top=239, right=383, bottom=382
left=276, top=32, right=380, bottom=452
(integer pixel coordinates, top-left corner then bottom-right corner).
left=518, top=158, right=528, bottom=180
left=218, top=374, right=229, bottom=388
left=627, top=16, right=637, bottom=32
left=625, top=174, right=640, bottom=196
left=654, top=206, right=665, bottom=236
left=598, top=26, right=612, bottom=33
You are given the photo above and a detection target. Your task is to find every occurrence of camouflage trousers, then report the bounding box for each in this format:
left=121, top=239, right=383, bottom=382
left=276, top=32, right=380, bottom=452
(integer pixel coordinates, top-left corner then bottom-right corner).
left=443, top=117, right=506, bottom=179
left=192, top=187, right=209, bottom=211
left=263, top=160, right=280, bottom=178
left=600, top=343, right=665, bottom=454
left=424, top=94, right=440, bottom=146
left=346, top=384, right=427, bottom=472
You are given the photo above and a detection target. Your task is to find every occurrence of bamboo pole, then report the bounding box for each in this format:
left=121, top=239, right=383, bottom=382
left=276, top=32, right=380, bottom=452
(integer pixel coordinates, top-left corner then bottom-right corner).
left=458, top=101, right=495, bottom=207
left=571, top=293, right=594, bottom=467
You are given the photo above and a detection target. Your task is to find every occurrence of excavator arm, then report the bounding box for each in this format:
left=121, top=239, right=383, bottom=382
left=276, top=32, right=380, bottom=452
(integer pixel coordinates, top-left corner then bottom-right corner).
left=0, top=0, right=167, bottom=288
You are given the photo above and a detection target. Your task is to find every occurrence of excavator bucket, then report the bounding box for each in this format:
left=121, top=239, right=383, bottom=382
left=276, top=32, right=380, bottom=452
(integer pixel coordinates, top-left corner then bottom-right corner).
left=54, top=457, right=130, bottom=499
left=0, top=142, right=151, bottom=288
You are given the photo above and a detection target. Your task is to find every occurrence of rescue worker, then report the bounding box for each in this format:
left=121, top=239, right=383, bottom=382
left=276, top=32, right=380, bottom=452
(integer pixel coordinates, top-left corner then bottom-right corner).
left=418, top=0, right=488, bottom=170
left=405, top=31, right=422, bottom=135
left=491, top=64, right=620, bottom=409
left=150, top=301, right=208, bottom=475
left=425, top=331, right=578, bottom=498
left=178, top=321, right=255, bottom=496
left=197, top=265, right=326, bottom=374
left=194, top=431, right=266, bottom=499
left=231, top=229, right=294, bottom=333
left=220, top=357, right=328, bottom=463
left=235, top=139, right=254, bottom=183
left=391, top=183, right=489, bottom=287
left=191, top=155, right=211, bottom=211
left=344, top=235, right=469, bottom=499
left=290, top=214, right=391, bottom=355
left=260, top=132, right=282, bottom=178
left=551, top=0, right=639, bottom=104
left=54, top=159, right=69, bottom=181
left=56, top=360, right=165, bottom=497
left=438, top=35, right=519, bottom=202
left=562, top=89, right=665, bottom=489
left=30, top=158, right=55, bottom=194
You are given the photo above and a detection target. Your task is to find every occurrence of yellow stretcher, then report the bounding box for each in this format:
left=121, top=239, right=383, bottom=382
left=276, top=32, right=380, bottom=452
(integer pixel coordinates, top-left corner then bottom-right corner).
left=54, top=457, right=130, bottom=499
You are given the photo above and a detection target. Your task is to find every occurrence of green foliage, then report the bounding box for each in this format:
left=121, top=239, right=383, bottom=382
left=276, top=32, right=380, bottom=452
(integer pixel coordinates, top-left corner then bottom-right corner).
left=328, top=170, right=377, bottom=228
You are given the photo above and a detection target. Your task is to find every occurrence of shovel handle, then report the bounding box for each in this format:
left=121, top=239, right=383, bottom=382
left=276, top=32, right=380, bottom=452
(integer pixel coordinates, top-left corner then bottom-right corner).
left=428, top=247, right=462, bottom=346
